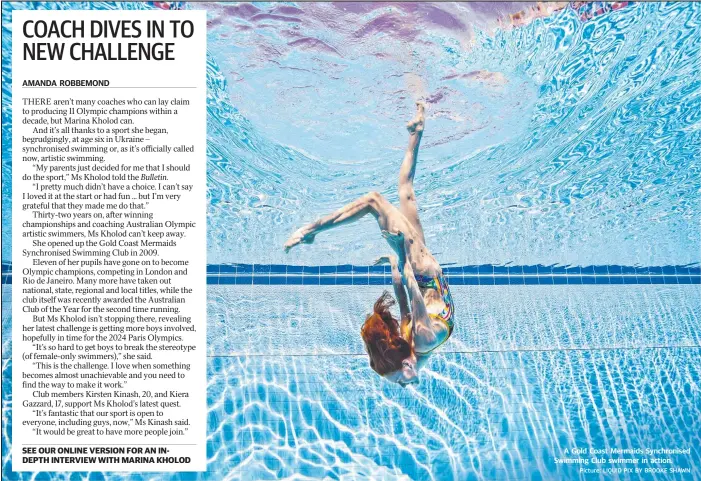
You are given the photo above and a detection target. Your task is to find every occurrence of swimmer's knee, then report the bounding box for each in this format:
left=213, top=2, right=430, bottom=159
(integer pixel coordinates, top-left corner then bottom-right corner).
left=366, top=191, right=385, bottom=206
left=398, top=185, right=416, bottom=203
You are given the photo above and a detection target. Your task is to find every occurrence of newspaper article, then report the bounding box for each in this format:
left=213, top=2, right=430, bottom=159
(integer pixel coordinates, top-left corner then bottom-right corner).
left=1, top=2, right=699, bottom=481
left=9, top=8, right=206, bottom=472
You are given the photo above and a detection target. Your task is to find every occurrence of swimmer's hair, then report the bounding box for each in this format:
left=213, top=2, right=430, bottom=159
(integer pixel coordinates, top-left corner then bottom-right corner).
left=360, top=291, right=412, bottom=376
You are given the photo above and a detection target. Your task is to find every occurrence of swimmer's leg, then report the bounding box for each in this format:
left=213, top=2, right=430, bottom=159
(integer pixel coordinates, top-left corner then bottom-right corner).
left=399, top=102, right=426, bottom=244
left=284, top=192, right=400, bottom=252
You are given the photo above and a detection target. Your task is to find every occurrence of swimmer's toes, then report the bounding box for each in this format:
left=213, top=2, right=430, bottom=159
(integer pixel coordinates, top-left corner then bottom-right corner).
left=283, top=234, right=301, bottom=252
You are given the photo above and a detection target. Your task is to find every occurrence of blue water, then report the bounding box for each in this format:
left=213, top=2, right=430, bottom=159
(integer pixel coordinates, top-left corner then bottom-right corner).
left=203, top=1, right=701, bottom=267
left=2, top=2, right=701, bottom=481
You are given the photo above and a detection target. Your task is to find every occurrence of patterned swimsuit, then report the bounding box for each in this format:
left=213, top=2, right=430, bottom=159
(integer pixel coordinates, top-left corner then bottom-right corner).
left=414, top=274, right=455, bottom=353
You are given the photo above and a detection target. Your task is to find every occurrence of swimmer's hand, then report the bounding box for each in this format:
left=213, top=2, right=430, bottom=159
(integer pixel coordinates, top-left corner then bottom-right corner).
left=284, top=228, right=316, bottom=253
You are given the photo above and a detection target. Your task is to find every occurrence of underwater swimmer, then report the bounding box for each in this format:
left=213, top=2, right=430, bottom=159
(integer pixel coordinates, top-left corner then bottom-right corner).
left=284, top=102, right=454, bottom=386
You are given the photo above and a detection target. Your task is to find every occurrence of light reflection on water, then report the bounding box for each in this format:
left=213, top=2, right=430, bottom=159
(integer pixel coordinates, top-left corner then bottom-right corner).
left=3, top=284, right=701, bottom=480
left=204, top=2, right=701, bottom=267
left=2, top=1, right=701, bottom=480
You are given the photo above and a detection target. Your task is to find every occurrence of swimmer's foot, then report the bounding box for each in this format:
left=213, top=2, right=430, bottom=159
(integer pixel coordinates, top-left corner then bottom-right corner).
left=373, top=255, right=397, bottom=266
left=381, top=229, right=404, bottom=246
left=406, top=102, right=425, bottom=134
left=284, top=228, right=316, bottom=253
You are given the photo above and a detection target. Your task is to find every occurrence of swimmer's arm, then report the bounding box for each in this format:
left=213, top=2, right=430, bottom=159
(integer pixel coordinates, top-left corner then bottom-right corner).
left=390, top=256, right=411, bottom=330
left=374, top=255, right=410, bottom=324
left=401, top=259, right=436, bottom=346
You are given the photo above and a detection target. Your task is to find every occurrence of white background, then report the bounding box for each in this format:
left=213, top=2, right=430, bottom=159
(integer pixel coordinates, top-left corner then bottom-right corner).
left=12, top=9, right=207, bottom=472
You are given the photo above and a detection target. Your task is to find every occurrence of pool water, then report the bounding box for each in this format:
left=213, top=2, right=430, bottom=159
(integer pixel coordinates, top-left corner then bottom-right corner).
left=204, top=1, right=700, bottom=268
left=3, top=2, right=701, bottom=481
left=3, top=284, right=700, bottom=480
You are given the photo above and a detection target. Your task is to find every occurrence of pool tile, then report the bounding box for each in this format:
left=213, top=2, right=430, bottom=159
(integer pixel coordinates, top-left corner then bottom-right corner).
left=478, top=265, right=494, bottom=274
left=443, top=266, right=463, bottom=275
left=537, top=265, right=552, bottom=275
left=9, top=263, right=694, bottom=289
left=368, top=265, right=384, bottom=274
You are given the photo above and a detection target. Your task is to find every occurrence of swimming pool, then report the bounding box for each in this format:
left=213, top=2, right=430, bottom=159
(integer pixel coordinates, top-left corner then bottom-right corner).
left=3, top=1, right=701, bottom=480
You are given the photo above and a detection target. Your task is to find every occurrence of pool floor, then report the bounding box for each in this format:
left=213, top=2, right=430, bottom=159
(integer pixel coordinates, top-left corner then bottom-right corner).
left=2, top=284, right=700, bottom=480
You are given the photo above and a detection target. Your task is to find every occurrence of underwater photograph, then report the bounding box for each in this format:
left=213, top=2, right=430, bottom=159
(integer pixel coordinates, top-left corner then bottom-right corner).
left=2, top=1, right=700, bottom=480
